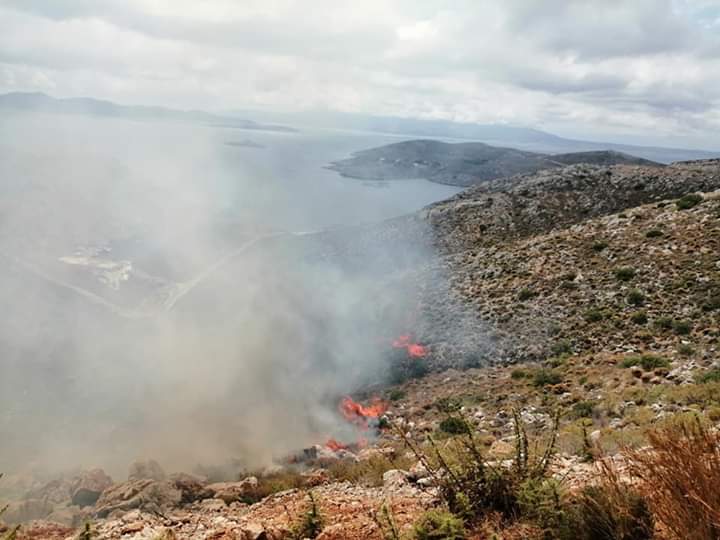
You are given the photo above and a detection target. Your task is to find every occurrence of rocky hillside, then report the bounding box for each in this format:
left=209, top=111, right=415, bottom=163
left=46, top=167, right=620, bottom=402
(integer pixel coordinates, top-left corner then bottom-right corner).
left=3, top=159, right=720, bottom=540
left=328, top=139, right=660, bottom=187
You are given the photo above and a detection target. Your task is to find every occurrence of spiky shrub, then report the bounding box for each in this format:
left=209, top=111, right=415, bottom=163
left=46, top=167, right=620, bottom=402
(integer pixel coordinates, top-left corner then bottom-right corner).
left=627, top=417, right=720, bottom=540
left=413, top=509, right=466, bottom=540
left=293, top=492, right=323, bottom=539
left=396, top=408, right=560, bottom=525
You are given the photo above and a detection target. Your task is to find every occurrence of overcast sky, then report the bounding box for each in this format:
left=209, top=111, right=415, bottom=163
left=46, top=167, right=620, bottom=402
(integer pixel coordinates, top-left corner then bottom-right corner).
left=1, top=0, right=719, bottom=145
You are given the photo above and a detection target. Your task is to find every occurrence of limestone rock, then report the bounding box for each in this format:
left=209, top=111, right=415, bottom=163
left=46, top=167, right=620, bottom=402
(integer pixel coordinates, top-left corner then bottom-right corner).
left=70, top=468, right=113, bottom=507
left=206, top=476, right=258, bottom=504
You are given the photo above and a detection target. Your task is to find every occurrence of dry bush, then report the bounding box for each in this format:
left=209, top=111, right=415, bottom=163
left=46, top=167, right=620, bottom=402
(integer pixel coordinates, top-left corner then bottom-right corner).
left=564, top=459, right=654, bottom=540
left=628, top=417, right=720, bottom=540
left=327, top=453, right=414, bottom=487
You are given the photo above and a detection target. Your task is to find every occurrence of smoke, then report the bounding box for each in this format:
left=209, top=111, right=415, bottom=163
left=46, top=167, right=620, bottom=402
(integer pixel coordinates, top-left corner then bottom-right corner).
left=0, top=111, right=447, bottom=479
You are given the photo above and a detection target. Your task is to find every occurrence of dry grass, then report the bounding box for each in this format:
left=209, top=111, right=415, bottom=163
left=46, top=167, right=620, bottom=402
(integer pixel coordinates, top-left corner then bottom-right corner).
left=628, top=417, right=720, bottom=540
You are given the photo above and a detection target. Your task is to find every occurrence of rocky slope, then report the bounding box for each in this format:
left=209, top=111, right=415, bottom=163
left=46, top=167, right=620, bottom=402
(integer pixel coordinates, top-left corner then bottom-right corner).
left=328, top=139, right=660, bottom=187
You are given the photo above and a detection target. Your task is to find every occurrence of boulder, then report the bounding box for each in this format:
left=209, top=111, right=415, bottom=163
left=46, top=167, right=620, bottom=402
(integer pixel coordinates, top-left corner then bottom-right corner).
left=206, top=477, right=258, bottom=504
left=70, top=468, right=113, bottom=507
left=128, top=459, right=166, bottom=481
left=93, top=479, right=181, bottom=518
left=382, top=469, right=409, bottom=491
left=169, top=473, right=211, bottom=503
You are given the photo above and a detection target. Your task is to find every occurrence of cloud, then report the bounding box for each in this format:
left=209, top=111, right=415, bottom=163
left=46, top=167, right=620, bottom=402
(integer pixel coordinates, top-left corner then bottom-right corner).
left=0, top=0, right=719, bottom=140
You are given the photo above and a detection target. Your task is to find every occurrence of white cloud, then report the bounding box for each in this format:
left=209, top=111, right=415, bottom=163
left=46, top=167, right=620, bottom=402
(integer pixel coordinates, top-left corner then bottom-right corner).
left=0, top=0, right=719, bottom=141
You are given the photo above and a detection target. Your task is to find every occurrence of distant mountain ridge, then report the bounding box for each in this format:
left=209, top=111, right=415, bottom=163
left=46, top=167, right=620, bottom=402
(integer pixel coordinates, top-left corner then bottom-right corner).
left=0, top=92, right=296, bottom=132
left=328, top=139, right=661, bottom=187
left=230, top=109, right=719, bottom=163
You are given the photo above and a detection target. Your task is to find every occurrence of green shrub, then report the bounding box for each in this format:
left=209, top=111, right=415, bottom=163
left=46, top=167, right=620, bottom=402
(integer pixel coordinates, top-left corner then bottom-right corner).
left=621, top=354, right=669, bottom=371
left=677, top=343, right=695, bottom=356
left=676, top=193, right=703, bottom=210
left=672, top=320, right=692, bottom=335
left=645, top=229, right=663, bottom=238
left=413, top=509, right=466, bottom=540
left=533, top=369, right=563, bottom=387
left=551, top=340, right=573, bottom=356
left=518, top=288, right=536, bottom=301
left=584, top=309, right=605, bottom=323
left=388, top=389, right=406, bottom=401
left=511, top=369, right=528, bottom=380
left=626, top=290, right=645, bottom=306
left=654, top=316, right=673, bottom=330
left=699, top=368, right=720, bottom=384
left=592, top=241, right=609, bottom=252
left=572, top=401, right=596, bottom=419
left=615, top=267, right=636, bottom=281
left=630, top=311, right=648, bottom=325
left=702, top=294, right=720, bottom=312
left=439, top=417, right=471, bottom=435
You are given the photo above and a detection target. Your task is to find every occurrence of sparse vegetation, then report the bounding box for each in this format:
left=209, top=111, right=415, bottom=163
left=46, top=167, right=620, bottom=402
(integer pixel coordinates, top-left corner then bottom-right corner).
left=621, top=354, right=669, bottom=371
left=645, top=228, right=663, bottom=238
left=699, top=367, right=720, bottom=384
left=630, top=311, right=647, bottom=325
left=592, top=241, right=609, bottom=252
left=551, top=340, right=573, bottom=356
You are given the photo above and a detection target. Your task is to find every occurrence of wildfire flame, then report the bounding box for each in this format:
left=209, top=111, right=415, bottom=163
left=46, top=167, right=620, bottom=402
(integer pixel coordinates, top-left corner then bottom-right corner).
left=339, top=396, right=388, bottom=430
left=392, top=334, right=427, bottom=358
left=325, top=438, right=348, bottom=452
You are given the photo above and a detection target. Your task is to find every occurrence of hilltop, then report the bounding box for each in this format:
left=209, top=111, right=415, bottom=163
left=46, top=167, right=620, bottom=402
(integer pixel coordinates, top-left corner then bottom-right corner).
left=328, top=139, right=661, bottom=187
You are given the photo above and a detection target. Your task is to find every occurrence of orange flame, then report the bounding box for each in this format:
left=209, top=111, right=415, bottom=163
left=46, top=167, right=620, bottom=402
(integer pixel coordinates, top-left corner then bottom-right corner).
left=325, top=438, right=348, bottom=452
left=392, top=334, right=427, bottom=358
left=339, top=396, right=388, bottom=429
